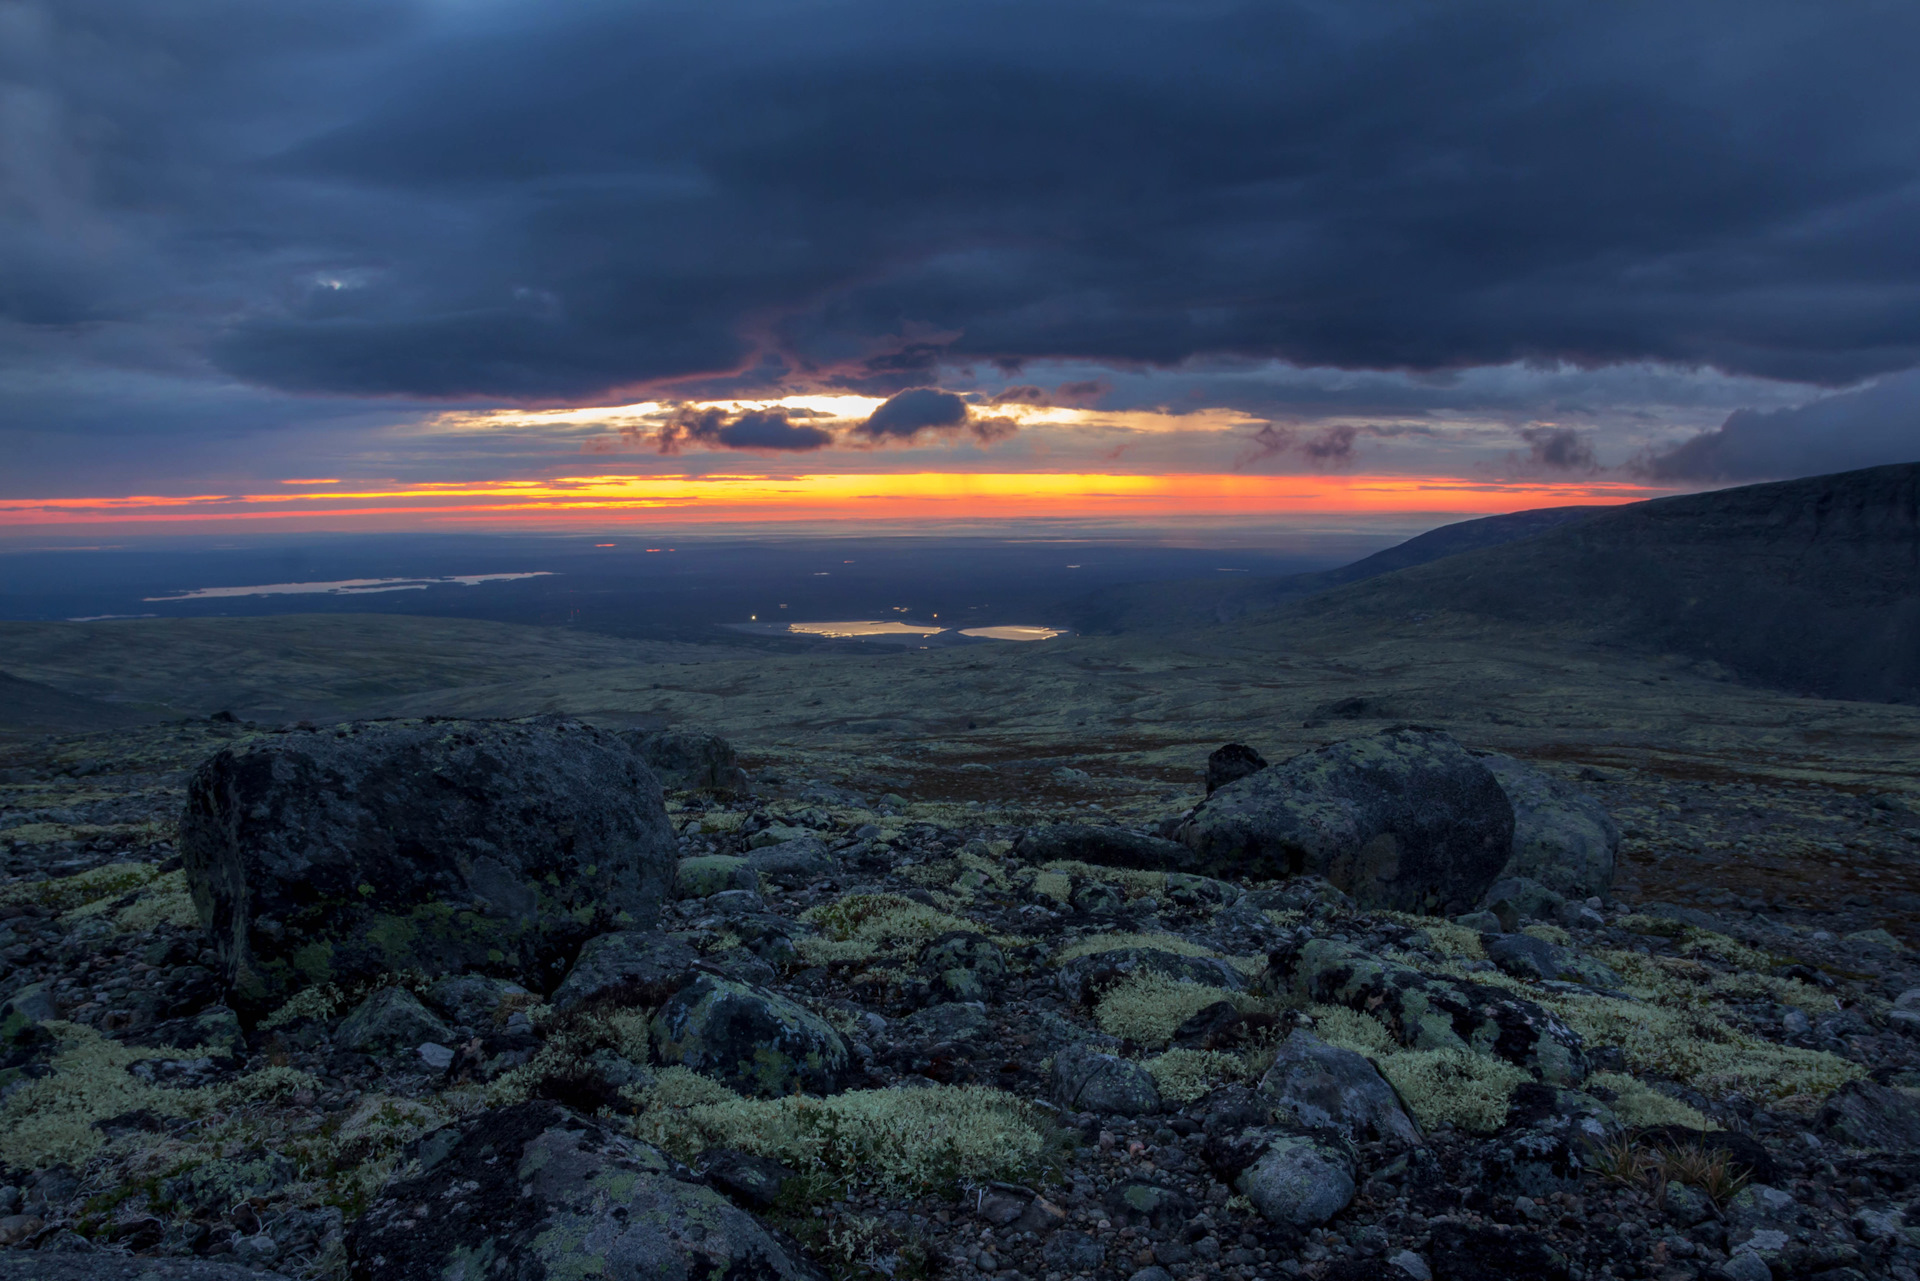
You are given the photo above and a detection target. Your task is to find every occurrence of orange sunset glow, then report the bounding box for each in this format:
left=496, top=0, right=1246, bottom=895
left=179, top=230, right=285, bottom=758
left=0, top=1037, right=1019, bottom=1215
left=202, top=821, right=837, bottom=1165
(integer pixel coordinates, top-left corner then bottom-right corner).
left=0, top=472, right=1669, bottom=532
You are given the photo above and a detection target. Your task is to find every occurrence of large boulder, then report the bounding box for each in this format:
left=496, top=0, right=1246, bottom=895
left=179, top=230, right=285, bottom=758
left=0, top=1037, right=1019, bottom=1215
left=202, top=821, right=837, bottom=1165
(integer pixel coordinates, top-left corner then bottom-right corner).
left=1234, top=1130, right=1356, bottom=1228
left=1477, top=754, right=1619, bottom=899
left=1268, top=937, right=1587, bottom=1086
left=181, top=718, right=677, bottom=1013
left=619, top=728, right=750, bottom=793
left=650, top=974, right=847, bottom=1096
left=1177, top=728, right=1514, bottom=913
left=335, top=987, right=452, bottom=1056
left=349, top=1101, right=822, bottom=1281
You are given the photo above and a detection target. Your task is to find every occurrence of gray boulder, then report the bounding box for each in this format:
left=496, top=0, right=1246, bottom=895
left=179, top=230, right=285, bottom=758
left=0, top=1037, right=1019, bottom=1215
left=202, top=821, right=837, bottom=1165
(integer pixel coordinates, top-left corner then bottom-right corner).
left=619, top=728, right=750, bottom=794
left=550, top=931, right=701, bottom=1012
left=1052, top=1042, right=1161, bottom=1116
left=1483, top=934, right=1620, bottom=988
left=1478, top=753, right=1619, bottom=900
left=746, top=838, right=836, bottom=888
left=1056, top=947, right=1248, bottom=1006
left=650, top=974, right=847, bottom=1096
left=349, top=1101, right=822, bottom=1281
left=180, top=718, right=677, bottom=1012
left=1257, top=1031, right=1420, bottom=1144
left=424, top=974, right=530, bottom=1029
left=1234, top=1130, right=1356, bottom=1228
left=1177, top=728, right=1514, bottom=914
left=1014, top=824, right=1202, bottom=873
left=335, top=988, right=451, bottom=1056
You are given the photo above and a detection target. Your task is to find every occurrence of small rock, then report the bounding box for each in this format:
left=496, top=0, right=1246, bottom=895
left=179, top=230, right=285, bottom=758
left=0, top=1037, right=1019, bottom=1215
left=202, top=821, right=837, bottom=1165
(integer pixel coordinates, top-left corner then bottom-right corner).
left=1233, top=1130, right=1355, bottom=1228
left=920, top=931, right=1007, bottom=1003
left=696, top=1149, right=800, bottom=1210
left=1052, top=1043, right=1161, bottom=1116
left=1043, top=1231, right=1106, bottom=1271
left=650, top=974, right=847, bottom=1096
left=1205, top=744, right=1268, bottom=795
left=549, top=931, right=700, bottom=1012
left=417, top=1042, right=455, bottom=1071
left=1388, top=1249, right=1432, bottom=1281
left=335, top=988, right=452, bottom=1056
left=1478, top=753, right=1619, bottom=900
left=423, top=974, right=531, bottom=1029
left=675, top=855, right=759, bottom=899
left=1102, top=1180, right=1195, bottom=1229
left=745, top=838, right=836, bottom=887
left=1818, top=1080, right=1920, bottom=1150
left=1257, top=1030, right=1420, bottom=1143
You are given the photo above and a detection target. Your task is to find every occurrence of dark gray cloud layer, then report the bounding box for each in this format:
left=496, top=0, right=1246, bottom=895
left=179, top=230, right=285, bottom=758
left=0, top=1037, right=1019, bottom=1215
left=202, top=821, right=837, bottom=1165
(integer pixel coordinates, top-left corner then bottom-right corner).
left=9, top=0, right=1920, bottom=422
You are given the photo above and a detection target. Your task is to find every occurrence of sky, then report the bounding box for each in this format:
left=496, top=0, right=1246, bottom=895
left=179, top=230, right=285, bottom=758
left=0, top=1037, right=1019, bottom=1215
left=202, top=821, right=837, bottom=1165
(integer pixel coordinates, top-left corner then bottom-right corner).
left=5, top=0, right=1920, bottom=535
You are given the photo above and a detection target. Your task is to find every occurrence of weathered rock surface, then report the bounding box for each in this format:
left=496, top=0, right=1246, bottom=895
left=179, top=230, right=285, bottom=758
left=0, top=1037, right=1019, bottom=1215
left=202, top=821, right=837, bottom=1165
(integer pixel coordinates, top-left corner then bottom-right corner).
left=423, top=973, right=530, bottom=1029
left=1268, top=937, right=1588, bottom=1084
left=920, top=930, right=1006, bottom=1002
left=180, top=718, right=678, bottom=1012
left=349, top=1101, right=822, bottom=1281
left=1478, top=753, right=1619, bottom=899
left=1014, top=823, right=1200, bottom=872
left=650, top=973, right=848, bottom=1096
left=1257, top=1030, right=1421, bottom=1143
left=675, top=853, right=759, bottom=898
left=619, top=727, right=750, bottom=793
left=1818, top=1079, right=1920, bottom=1150
left=334, top=987, right=451, bottom=1055
left=1178, top=729, right=1515, bottom=913
left=1233, top=1129, right=1356, bottom=1228
left=1052, top=1041, right=1162, bottom=1115
left=746, top=837, right=837, bottom=888
left=1205, top=743, right=1268, bottom=795
left=549, top=930, right=700, bottom=1012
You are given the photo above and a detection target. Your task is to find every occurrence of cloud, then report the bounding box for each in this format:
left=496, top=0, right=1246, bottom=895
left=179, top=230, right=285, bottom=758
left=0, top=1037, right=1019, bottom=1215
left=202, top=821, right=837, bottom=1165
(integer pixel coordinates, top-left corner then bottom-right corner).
left=652, top=406, right=833, bottom=454
left=1518, top=426, right=1599, bottom=471
left=4, top=0, right=1919, bottom=423
left=1639, top=372, right=1920, bottom=481
left=990, top=385, right=1051, bottom=405
left=853, top=388, right=1017, bottom=444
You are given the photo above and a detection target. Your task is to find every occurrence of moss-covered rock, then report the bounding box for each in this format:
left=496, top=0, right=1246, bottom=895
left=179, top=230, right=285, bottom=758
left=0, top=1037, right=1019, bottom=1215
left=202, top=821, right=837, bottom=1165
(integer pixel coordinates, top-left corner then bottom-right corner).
left=1257, top=1030, right=1420, bottom=1143
left=1178, top=728, right=1515, bottom=913
left=745, top=837, right=836, bottom=888
left=180, top=718, right=677, bottom=1014
left=1056, top=946, right=1248, bottom=1006
left=1268, top=936, right=1588, bottom=1085
left=1014, top=823, right=1202, bottom=873
left=549, top=931, right=700, bottom=1013
left=1233, top=1129, right=1356, bottom=1228
left=335, top=987, right=452, bottom=1055
left=350, top=1100, right=823, bottom=1281
left=650, top=974, right=847, bottom=1096
left=619, top=727, right=750, bottom=794
left=674, top=854, right=758, bottom=899
left=423, top=974, right=531, bottom=1029
left=1051, top=1041, right=1161, bottom=1116
left=921, top=931, right=1006, bottom=1003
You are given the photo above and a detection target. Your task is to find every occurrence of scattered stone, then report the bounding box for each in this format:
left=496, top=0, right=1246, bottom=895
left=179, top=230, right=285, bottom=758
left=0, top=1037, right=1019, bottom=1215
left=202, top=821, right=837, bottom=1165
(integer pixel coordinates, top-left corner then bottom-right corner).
left=695, top=1149, right=801, bottom=1210
left=1205, top=743, right=1268, bottom=795
left=334, top=988, right=451, bottom=1056
left=650, top=974, right=848, bottom=1096
left=746, top=837, right=836, bottom=888
left=1256, top=1029, right=1421, bottom=1143
left=620, top=727, right=750, bottom=793
left=919, top=931, right=1006, bottom=1002
left=1014, top=823, right=1201, bottom=872
left=1102, top=1179, right=1195, bottom=1229
left=423, top=974, right=531, bottom=1029
left=180, top=718, right=678, bottom=1011
left=1177, top=728, right=1515, bottom=913
left=1052, top=1041, right=1161, bottom=1115
left=1426, top=1221, right=1569, bottom=1281
left=549, top=931, right=700, bottom=1012
left=350, top=1101, right=822, bottom=1280
left=1233, top=1129, right=1356, bottom=1228
left=1056, top=946, right=1248, bottom=1005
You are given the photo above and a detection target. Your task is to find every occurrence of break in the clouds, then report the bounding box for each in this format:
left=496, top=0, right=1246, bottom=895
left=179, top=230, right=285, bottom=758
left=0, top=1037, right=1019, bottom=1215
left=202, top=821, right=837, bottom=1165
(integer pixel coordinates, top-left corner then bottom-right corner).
left=1640, top=372, right=1920, bottom=481
left=6, top=0, right=1920, bottom=491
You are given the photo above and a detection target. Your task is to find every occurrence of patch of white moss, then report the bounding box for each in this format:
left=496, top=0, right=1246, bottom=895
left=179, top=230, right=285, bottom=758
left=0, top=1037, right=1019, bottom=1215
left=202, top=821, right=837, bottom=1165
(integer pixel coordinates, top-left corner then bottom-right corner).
left=0, top=1023, right=219, bottom=1168
left=1093, top=973, right=1260, bottom=1049
left=1381, top=912, right=1488, bottom=960
left=1145, top=1048, right=1253, bottom=1104
left=1375, top=1049, right=1528, bottom=1134
left=1589, top=1072, right=1718, bottom=1130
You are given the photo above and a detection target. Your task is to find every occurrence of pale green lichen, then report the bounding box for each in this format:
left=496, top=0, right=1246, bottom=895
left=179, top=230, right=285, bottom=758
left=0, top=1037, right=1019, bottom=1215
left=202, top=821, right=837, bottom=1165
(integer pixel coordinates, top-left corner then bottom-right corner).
left=1589, top=1071, right=1718, bottom=1130
left=1374, top=1049, right=1529, bottom=1134
left=0, top=1023, right=218, bottom=1168
left=1305, top=1004, right=1398, bottom=1055
left=1093, top=973, right=1260, bottom=1049
left=1145, top=1048, right=1253, bottom=1104
left=633, top=1083, right=1050, bottom=1195
left=1381, top=912, right=1488, bottom=960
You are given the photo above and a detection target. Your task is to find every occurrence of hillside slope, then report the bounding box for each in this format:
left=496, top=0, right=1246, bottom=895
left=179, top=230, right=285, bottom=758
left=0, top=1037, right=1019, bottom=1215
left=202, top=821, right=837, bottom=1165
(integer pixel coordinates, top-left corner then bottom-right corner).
left=1266, top=462, right=1920, bottom=702
left=1067, top=505, right=1598, bottom=633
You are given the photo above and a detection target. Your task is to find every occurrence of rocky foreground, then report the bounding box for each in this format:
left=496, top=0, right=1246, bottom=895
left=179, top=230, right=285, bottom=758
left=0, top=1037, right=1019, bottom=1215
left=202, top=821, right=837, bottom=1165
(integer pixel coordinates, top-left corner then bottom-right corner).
left=0, top=717, right=1918, bottom=1281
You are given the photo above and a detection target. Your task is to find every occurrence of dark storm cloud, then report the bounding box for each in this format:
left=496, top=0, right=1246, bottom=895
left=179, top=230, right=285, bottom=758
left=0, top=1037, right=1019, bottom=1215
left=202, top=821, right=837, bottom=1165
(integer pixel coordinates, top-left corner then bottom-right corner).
left=1519, top=426, right=1600, bottom=471
left=1640, top=373, right=1920, bottom=481
left=652, top=406, right=833, bottom=454
left=853, top=388, right=1015, bottom=444
left=10, top=0, right=1920, bottom=416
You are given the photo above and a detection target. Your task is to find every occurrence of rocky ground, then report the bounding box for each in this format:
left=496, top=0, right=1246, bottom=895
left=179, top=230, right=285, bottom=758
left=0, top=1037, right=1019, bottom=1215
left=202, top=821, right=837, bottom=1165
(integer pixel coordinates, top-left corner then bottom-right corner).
left=2, top=715, right=1920, bottom=1281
